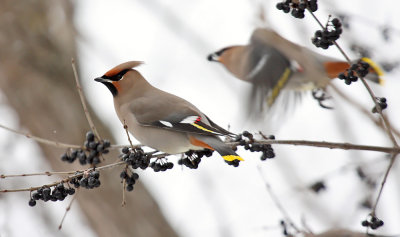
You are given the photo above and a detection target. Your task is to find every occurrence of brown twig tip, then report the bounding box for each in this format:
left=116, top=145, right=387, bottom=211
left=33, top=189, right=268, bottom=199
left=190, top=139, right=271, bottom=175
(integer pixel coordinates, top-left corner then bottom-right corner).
left=59, top=189, right=78, bottom=230
left=123, top=120, right=135, bottom=149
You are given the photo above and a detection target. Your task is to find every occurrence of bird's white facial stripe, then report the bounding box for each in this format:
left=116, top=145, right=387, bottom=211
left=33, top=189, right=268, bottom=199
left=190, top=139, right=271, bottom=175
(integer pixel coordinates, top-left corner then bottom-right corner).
left=290, top=60, right=303, bottom=72
left=159, top=120, right=173, bottom=127
left=180, top=116, right=199, bottom=124
left=247, top=54, right=269, bottom=79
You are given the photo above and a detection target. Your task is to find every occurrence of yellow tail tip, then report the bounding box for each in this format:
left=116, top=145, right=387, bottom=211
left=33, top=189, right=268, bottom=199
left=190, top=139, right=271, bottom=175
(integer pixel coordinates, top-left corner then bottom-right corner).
left=361, top=57, right=385, bottom=85
left=222, top=155, right=244, bottom=162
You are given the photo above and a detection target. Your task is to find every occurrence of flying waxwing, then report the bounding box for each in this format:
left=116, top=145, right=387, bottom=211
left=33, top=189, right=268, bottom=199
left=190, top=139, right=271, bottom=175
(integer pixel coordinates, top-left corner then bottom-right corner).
left=207, top=28, right=384, bottom=112
left=95, top=61, right=243, bottom=163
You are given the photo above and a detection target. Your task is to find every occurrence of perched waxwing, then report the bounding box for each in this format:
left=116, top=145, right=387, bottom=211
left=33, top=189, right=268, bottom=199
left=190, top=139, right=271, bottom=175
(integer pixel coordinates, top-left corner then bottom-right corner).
left=95, top=61, right=243, bottom=164
left=207, top=28, right=384, bottom=113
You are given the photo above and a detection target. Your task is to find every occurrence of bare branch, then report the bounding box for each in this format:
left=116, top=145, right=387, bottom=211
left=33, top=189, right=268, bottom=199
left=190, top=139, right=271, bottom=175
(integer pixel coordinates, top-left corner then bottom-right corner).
left=58, top=189, right=79, bottom=230
left=0, top=123, right=82, bottom=149
left=123, top=120, right=137, bottom=149
left=330, top=84, right=400, bottom=139
left=371, top=152, right=398, bottom=215
left=308, top=11, right=398, bottom=147
left=307, top=7, right=399, bottom=228
left=0, top=161, right=125, bottom=193
left=71, top=58, right=102, bottom=141
left=236, top=139, right=400, bottom=154
left=121, top=178, right=126, bottom=207
left=257, top=166, right=301, bottom=234
left=1, top=171, right=77, bottom=179
left=0, top=122, right=140, bottom=150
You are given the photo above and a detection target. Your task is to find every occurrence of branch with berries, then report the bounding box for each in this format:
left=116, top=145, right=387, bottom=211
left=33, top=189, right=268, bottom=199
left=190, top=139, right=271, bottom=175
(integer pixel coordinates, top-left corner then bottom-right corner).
left=274, top=0, right=399, bottom=232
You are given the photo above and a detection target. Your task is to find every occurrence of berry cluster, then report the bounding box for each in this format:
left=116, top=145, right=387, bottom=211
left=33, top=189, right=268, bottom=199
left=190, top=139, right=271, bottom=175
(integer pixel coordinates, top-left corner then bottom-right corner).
left=312, top=17, right=342, bottom=49
left=233, top=131, right=275, bottom=165
left=29, top=183, right=75, bottom=207
left=362, top=215, right=384, bottom=230
left=338, top=61, right=370, bottom=85
left=120, top=170, right=139, bottom=191
left=150, top=159, right=174, bottom=172
left=61, top=131, right=110, bottom=166
left=276, top=0, right=318, bottom=19
left=178, top=149, right=214, bottom=169
left=372, top=97, right=387, bottom=113
left=69, top=170, right=101, bottom=189
left=121, top=147, right=150, bottom=169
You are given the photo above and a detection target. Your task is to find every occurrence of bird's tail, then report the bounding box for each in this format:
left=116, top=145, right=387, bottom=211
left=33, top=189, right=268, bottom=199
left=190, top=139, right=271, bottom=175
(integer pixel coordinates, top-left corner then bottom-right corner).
left=359, top=57, right=385, bottom=85
left=190, top=135, right=243, bottom=162
left=323, top=58, right=384, bottom=84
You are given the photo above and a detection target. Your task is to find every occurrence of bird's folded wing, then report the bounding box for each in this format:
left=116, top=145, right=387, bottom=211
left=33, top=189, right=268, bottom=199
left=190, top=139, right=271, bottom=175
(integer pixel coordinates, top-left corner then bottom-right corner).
left=130, top=94, right=233, bottom=136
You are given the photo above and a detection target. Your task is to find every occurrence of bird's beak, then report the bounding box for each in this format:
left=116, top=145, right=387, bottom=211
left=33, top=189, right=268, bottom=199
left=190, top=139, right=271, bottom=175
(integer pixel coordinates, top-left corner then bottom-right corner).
left=94, top=77, right=112, bottom=83
left=207, top=53, right=220, bottom=62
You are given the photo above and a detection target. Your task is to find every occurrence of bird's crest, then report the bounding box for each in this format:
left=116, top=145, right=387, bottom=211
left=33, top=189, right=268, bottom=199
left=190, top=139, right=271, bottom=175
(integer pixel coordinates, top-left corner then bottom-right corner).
left=104, top=61, right=144, bottom=78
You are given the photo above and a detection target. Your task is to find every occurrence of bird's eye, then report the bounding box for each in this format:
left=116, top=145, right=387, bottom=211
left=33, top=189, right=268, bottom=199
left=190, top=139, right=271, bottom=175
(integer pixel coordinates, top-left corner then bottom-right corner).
left=114, top=69, right=129, bottom=81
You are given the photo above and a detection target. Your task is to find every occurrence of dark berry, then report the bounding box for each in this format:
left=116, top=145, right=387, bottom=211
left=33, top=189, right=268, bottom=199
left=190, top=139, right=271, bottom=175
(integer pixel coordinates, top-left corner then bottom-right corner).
left=242, top=131, right=253, bottom=139
left=132, top=173, right=139, bottom=180
left=61, top=153, right=68, bottom=162
left=29, top=199, right=36, bottom=207
left=103, top=140, right=111, bottom=148
left=91, top=171, right=100, bottom=179
left=96, top=144, right=104, bottom=152
left=126, top=184, right=134, bottom=192
left=167, top=162, right=174, bottom=169
left=331, top=18, right=341, bottom=27
left=361, top=220, right=369, bottom=227
left=310, top=181, right=326, bottom=193
left=89, top=141, right=98, bottom=149
left=67, top=188, right=75, bottom=195
left=86, top=131, right=95, bottom=142
left=122, top=147, right=130, bottom=154
left=120, top=171, right=128, bottom=179
left=126, top=177, right=136, bottom=185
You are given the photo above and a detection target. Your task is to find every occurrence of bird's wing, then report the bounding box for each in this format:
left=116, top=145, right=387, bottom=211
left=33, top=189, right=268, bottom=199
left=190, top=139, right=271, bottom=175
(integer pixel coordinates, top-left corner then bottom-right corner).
left=130, top=90, right=233, bottom=137
left=248, top=29, right=299, bottom=108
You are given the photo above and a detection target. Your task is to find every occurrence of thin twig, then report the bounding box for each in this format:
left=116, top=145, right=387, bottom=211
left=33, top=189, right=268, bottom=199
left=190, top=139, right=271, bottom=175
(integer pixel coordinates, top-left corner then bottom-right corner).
left=123, top=120, right=135, bottom=150
left=111, top=144, right=142, bottom=149
left=0, top=161, right=125, bottom=193
left=257, top=166, right=301, bottom=233
left=0, top=123, right=82, bottom=149
left=330, top=84, right=400, bottom=139
left=371, top=152, right=397, bottom=215
left=308, top=11, right=398, bottom=147
left=0, top=123, right=140, bottom=150
left=308, top=7, right=399, bottom=227
left=235, top=139, right=400, bottom=154
left=58, top=189, right=79, bottom=230
left=121, top=179, right=126, bottom=207
left=112, top=139, right=400, bottom=155
left=1, top=171, right=77, bottom=179
left=71, top=58, right=101, bottom=141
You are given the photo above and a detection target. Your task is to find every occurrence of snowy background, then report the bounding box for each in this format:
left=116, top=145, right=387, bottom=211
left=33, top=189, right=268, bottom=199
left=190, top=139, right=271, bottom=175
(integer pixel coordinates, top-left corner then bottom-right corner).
left=1, top=0, right=400, bottom=236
